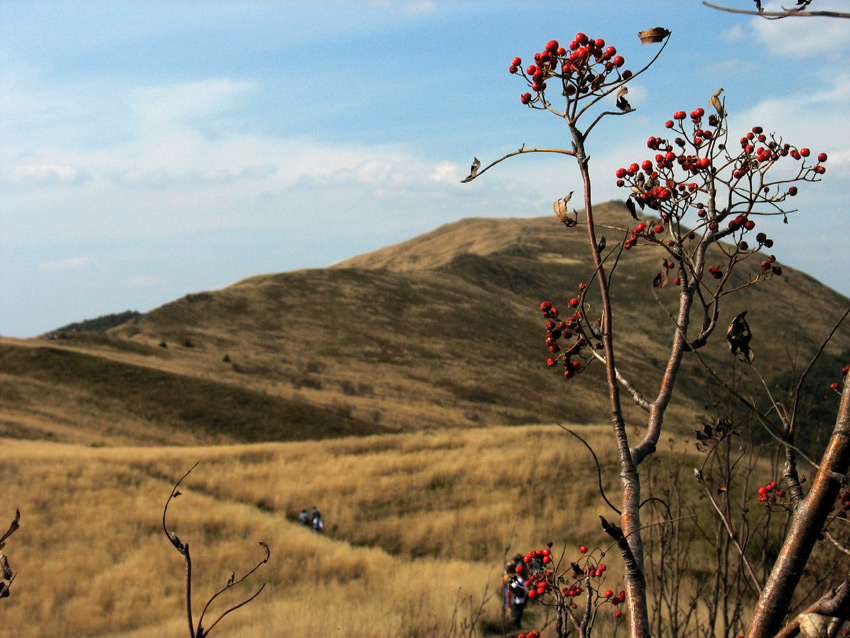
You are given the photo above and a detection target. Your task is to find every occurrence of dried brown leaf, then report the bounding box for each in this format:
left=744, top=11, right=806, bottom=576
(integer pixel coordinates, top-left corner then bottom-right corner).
left=727, top=311, right=754, bottom=363
left=799, top=613, right=830, bottom=638
left=652, top=271, right=669, bottom=288
left=0, top=554, right=11, bottom=581
left=638, top=27, right=671, bottom=44
left=710, top=88, right=725, bottom=117
left=461, top=157, right=481, bottom=183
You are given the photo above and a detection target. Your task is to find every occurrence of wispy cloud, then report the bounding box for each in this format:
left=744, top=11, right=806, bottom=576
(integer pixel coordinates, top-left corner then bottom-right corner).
left=751, top=1, right=850, bottom=57
left=11, top=162, right=90, bottom=184
left=124, top=276, right=158, bottom=287
left=38, top=257, right=98, bottom=272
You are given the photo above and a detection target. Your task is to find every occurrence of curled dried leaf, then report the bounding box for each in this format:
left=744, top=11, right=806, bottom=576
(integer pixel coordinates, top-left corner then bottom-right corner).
left=710, top=88, right=725, bottom=117
left=727, top=311, right=754, bottom=363
left=616, top=86, right=631, bottom=112
left=638, top=27, right=671, bottom=44
left=0, top=554, right=11, bottom=580
left=554, top=192, right=577, bottom=226
left=461, top=157, right=481, bottom=183
left=799, top=613, right=830, bottom=638
left=652, top=270, right=669, bottom=288
left=259, top=541, right=270, bottom=563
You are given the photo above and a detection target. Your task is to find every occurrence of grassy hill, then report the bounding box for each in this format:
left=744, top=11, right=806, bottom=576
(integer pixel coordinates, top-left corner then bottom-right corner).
left=2, top=201, right=848, bottom=446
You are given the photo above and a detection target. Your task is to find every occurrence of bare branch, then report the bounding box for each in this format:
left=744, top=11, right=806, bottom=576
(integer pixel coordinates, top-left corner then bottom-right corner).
left=703, top=1, right=850, bottom=19
left=557, top=423, right=621, bottom=514
left=460, top=147, right=575, bottom=183
left=694, top=468, right=763, bottom=595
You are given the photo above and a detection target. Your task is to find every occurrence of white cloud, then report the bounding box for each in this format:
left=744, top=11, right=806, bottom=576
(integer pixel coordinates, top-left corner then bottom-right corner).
left=131, top=78, right=257, bottom=127
left=124, top=276, right=158, bottom=287
left=751, top=1, right=850, bottom=57
left=38, top=257, right=98, bottom=272
left=10, top=162, right=89, bottom=184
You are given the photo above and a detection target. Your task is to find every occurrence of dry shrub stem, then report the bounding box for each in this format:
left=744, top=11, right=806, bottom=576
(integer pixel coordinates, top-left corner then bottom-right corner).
left=162, top=463, right=270, bottom=638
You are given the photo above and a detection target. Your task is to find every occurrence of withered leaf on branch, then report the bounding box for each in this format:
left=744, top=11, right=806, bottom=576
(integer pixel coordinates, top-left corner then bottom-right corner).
left=597, top=236, right=606, bottom=252
left=0, top=554, right=11, bottom=580
left=727, top=311, right=755, bottom=363
left=652, top=270, right=669, bottom=288
left=460, top=157, right=480, bottom=183
left=710, top=88, right=725, bottom=117
left=0, top=582, right=8, bottom=599
left=799, top=613, right=830, bottom=638
left=553, top=192, right=577, bottom=226
left=638, top=27, right=671, bottom=44
left=259, top=541, right=271, bottom=563
left=0, top=510, right=20, bottom=550
left=626, top=197, right=638, bottom=220
left=616, top=86, right=631, bottom=112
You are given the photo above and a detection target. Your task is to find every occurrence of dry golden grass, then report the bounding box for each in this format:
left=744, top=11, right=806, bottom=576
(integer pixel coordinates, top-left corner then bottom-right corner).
left=1, top=424, right=655, bottom=638
left=2, top=422, right=832, bottom=637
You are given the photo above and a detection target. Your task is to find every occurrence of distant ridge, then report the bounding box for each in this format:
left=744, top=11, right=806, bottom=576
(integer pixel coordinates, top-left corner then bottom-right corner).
left=45, top=310, right=141, bottom=336
left=3, top=202, right=848, bottom=446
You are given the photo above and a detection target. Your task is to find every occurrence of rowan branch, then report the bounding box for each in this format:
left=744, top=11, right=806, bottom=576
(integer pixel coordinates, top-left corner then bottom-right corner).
left=703, top=1, right=850, bottom=19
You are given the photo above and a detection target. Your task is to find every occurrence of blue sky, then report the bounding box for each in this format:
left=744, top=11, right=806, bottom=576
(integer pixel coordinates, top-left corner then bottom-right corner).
left=2, top=1, right=849, bottom=337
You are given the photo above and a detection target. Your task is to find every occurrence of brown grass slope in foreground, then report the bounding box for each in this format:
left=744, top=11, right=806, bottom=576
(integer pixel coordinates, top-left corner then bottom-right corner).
left=0, top=426, right=790, bottom=638
left=4, top=201, right=849, bottom=445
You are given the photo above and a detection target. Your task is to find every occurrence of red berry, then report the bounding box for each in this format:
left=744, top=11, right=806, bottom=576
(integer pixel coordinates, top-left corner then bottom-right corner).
left=612, top=55, right=624, bottom=67
left=521, top=93, right=532, bottom=104
left=512, top=57, right=522, bottom=66
left=569, top=298, right=579, bottom=308
left=818, top=152, right=828, bottom=162
left=615, top=611, right=623, bottom=618
left=788, top=186, right=798, bottom=196
left=547, top=357, right=557, bottom=367
left=674, top=111, right=686, bottom=120
left=540, top=301, right=552, bottom=312
left=654, top=224, right=664, bottom=234
left=580, top=545, right=588, bottom=553
left=604, top=589, right=614, bottom=598
left=800, top=148, right=810, bottom=157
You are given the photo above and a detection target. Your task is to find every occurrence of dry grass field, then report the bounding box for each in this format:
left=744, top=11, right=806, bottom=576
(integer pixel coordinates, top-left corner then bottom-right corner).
left=0, top=425, right=651, bottom=637
left=1, top=422, right=805, bottom=638
left=4, top=207, right=849, bottom=636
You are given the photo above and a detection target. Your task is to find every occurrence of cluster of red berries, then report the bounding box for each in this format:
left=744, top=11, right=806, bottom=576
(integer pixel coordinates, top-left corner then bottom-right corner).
left=510, top=33, right=631, bottom=105
left=829, top=366, right=849, bottom=391
left=732, top=126, right=827, bottom=182
left=757, top=481, right=785, bottom=503
left=623, top=221, right=667, bottom=250
left=707, top=265, right=723, bottom=280
left=541, top=298, right=591, bottom=378
left=518, top=631, right=540, bottom=638
left=606, top=588, right=627, bottom=618
left=617, top=108, right=827, bottom=231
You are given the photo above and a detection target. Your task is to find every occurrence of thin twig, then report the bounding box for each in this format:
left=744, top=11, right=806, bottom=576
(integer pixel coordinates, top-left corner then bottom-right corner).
left=790, top=305, right=850, bottom=436
left=703, top=1, right=850, bottom=18
left=557, top=423, right=621, bottom=514
left=694, top=468, right=763, bottom=595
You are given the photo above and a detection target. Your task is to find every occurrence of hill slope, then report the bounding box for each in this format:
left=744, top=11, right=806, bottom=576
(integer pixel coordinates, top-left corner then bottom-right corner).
left=3, top=201, right=848, bottom=445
